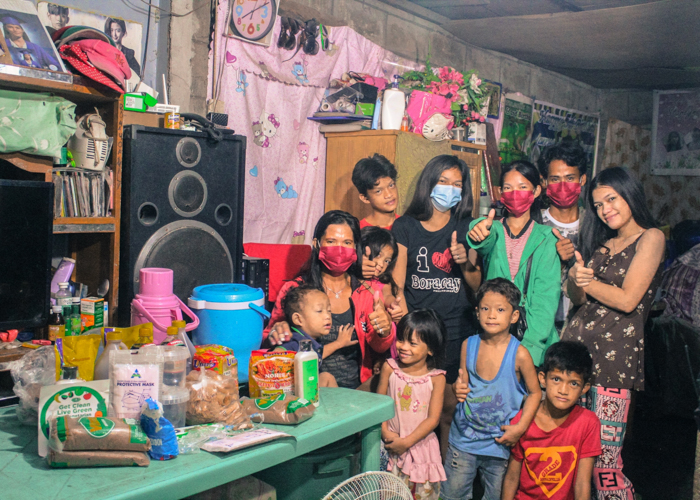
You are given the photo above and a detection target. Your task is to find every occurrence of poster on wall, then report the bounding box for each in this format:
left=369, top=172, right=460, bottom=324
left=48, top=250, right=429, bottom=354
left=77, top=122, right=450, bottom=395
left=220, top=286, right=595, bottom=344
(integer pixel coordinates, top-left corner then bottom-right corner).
left=651, top=89, right=700, bottom=175
left=37, top=2, right=143, bottom=80
left=498, top=92, right=533, bottom=165
left=482, top=80, right=502, bottom=119
left=528, top=100, right=600, bottom=173
left=0, top=0, right=64, bottom=72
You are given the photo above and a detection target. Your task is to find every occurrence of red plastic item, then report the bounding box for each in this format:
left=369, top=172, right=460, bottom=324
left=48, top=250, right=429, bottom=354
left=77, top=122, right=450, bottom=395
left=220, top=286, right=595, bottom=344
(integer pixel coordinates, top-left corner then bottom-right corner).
left=32, top=339, right=52, bottom=346
left=0, top=329, right=17, bottom=342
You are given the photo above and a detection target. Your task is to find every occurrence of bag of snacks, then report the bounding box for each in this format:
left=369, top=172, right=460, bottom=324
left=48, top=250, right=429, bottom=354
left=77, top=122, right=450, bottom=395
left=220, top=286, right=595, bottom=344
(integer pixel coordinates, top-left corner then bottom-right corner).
left=241, top=393, right=315, bottom=425
left=47, top=449, right=150, bottom=468
left=49, top=416, right=150, bottom=453
left=192, top=345, right=237, bottom=377
left=185, top=369, right=251, bottom=429
left=248, top=350, right=295, bottom=398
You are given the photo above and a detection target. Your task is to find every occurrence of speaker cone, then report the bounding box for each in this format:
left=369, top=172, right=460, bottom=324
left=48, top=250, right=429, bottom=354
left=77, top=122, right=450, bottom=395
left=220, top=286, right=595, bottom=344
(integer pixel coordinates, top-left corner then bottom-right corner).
left=175, top=137, right=202, bottom=168
left=168, top=171, right=207, bottom=217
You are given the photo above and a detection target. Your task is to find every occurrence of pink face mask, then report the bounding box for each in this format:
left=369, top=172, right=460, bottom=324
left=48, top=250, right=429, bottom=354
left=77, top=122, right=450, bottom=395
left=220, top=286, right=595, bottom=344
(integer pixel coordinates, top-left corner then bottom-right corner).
left=547, top=181, right=581, bottom=208
left=318, top=246, right=357, bottom=276
left=501, top=190, right=535, bottom=218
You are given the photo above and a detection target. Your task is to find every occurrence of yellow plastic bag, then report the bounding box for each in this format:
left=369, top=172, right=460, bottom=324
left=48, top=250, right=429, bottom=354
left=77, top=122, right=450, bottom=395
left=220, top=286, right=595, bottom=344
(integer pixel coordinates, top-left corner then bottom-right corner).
left=55, top=335, right=101, bottom=381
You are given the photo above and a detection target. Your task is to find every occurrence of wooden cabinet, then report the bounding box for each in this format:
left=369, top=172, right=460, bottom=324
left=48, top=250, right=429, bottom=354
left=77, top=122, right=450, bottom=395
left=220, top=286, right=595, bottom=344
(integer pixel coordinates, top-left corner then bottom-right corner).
left=323, top=130, right=485, bottom=219
left=0, top=74, right=122, bottom=324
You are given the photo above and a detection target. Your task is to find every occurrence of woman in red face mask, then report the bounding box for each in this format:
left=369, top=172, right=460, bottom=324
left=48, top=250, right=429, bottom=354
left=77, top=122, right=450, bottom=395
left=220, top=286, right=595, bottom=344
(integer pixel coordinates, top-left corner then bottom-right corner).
left=467, top=161, right=560, bottom=367
left=265, top=210, right=395, bottom=389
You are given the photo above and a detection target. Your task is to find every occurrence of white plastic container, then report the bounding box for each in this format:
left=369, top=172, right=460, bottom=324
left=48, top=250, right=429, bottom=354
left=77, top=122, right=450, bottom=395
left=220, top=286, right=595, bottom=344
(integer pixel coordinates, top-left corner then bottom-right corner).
left=381, top=76, right=406, bottom=131
left=294, top=340, right=319, bottom=407
left=161, top=387, right=189, bottom=427
left=94, top=332, right=128, bottom=380
left=141, top=344, right=190, bottom=389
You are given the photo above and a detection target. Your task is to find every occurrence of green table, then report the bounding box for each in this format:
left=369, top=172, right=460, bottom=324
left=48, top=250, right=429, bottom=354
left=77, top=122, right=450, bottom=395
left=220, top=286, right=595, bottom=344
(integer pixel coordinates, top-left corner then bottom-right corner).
left=0, top=388, right=394, bottom=500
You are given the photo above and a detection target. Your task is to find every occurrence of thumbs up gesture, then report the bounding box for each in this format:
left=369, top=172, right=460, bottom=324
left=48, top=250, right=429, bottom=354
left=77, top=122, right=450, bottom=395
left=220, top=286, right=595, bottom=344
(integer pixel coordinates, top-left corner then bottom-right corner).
left=362, top=246, right=378, bottom=279
left=468, top=209, right=495, bottom=243
left=452, top=368, right=471, bottom=402
left=369, top=290, right=392, bottom=337
left=450, top=231, right=468, bottom=264
left=387, top=295, right=404, bottom=322
left=570, top=251, right=595, bottom=288
left=552, top=228, right=576, bottom=262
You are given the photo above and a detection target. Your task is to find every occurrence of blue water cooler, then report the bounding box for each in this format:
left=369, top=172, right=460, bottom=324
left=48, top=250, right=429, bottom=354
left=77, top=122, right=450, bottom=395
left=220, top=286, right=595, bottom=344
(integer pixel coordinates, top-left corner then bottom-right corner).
left=188, top=283, right=271, bottom=382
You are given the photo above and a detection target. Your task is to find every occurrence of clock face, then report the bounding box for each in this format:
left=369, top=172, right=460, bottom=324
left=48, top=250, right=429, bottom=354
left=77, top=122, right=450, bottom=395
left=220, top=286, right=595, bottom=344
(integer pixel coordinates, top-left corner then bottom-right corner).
left=230, top=0, right=277, bottom=42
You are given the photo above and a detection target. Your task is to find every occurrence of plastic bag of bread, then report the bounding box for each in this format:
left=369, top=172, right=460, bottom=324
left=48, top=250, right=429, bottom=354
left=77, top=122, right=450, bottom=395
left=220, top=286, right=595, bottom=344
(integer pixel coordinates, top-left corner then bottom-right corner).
left=241, top=393, right=315, bottom=425
left=185, top=368, right=251, bottom=429
left=47, top=449, right=150, bottom=468
left=49, top=416, right=150, bottom=453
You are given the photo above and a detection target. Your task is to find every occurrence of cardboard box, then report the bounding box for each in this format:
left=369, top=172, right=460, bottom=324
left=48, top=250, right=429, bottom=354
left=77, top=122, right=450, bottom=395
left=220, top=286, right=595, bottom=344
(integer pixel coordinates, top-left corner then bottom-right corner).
left=80, top=297, right=104, bottom=332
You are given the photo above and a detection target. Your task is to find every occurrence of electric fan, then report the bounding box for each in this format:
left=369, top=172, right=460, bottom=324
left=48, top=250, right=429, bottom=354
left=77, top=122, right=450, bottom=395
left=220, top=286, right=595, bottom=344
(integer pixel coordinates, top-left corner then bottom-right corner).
left=321, top=471, right=413, bottom=500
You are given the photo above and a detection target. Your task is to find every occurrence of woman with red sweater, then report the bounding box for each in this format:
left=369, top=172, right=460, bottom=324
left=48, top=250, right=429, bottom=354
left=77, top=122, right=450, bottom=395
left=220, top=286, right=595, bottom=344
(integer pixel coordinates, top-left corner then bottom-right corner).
left=266, top=210, right=395, bottom=388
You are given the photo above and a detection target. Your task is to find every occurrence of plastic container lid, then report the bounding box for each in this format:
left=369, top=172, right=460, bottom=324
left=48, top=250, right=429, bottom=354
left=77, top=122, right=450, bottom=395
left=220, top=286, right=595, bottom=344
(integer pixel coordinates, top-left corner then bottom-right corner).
left=190, top=283, right=264, bottom=303
left=51, top=305, right=62, bottom=313
left=160, top=387, right=190, bottom=404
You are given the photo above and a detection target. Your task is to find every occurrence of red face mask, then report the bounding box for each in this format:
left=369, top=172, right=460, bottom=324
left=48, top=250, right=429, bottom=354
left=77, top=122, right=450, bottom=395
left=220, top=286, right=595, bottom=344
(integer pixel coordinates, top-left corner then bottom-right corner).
left=501, top=190, right=535, bottom=218
left=547, top=181, right=581, bottom=208
left=318, top=245, right=357, bottom=276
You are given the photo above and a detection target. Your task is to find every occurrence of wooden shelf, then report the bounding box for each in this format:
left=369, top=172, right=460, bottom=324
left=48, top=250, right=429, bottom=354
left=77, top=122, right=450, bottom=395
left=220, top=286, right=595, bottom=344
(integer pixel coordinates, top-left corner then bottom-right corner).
left=0, top=72, right=116, bottom=104
left=53, top=218, right=116, bottom=233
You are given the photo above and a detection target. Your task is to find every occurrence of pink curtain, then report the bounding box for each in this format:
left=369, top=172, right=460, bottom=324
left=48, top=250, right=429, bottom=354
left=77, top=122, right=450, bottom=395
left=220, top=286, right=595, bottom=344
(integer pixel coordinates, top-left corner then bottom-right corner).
left=209, top=3, right=419, bottom=244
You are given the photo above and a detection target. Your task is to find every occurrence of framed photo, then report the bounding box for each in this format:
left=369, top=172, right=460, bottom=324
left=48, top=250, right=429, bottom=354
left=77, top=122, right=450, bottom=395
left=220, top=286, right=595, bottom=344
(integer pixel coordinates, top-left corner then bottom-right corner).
left=651, top=89, right=700, bottom=175
left=482, top=80, right=502, bottom=119
left=0, top=0, right=65, bottom=72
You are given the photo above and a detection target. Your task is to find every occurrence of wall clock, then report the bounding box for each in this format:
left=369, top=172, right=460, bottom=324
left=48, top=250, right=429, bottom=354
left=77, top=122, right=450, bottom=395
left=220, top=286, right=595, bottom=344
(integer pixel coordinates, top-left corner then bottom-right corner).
left=229, top=0, right=278, bottom=44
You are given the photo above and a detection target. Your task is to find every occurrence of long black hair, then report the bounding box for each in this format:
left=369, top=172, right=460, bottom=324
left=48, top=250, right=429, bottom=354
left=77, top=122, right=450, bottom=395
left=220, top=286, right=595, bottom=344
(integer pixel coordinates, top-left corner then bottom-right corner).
left=299, top=210, right=363, bottom=288
left=579, top=166, right=657, bottom=261
left=403, top=155, right=473, bottom=221
left=361, top=226, right=399, bottom=295
left=395, top=309, right=446, bottom=370
left=499, top=160, right=544, bottom=223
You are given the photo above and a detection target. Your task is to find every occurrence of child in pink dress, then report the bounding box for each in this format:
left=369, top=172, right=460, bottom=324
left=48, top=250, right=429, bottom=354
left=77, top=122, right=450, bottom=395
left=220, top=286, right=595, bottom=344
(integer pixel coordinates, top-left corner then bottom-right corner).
left=377, top=309, right=447, bottom=500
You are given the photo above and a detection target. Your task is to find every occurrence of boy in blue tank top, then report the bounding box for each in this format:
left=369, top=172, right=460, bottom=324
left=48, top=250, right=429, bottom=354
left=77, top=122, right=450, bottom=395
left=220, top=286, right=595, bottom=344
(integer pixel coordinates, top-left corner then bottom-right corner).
left=441, top=278, right=542, bottom=500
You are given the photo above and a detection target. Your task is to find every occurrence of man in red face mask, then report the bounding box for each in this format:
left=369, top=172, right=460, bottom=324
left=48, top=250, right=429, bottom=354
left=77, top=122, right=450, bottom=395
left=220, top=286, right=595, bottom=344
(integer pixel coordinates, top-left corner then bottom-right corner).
left=538, top=142, right=588, bottom=332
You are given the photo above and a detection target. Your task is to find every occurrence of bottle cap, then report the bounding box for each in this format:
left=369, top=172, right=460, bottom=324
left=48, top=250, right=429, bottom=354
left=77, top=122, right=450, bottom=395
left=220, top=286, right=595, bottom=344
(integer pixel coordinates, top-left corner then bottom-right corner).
left=51, top=305, right=63, bottom=313
left=171, top=320, right=186, bottom=328
left=62, top=366, right=79, bottom=380
left=72, top=297, right=81, bottom=304
left=166, top=326, right=178, bottom=336
left=299, top=339, right=312, bottom=352
left=106, top=331, right=122, bottom=342
left=58, top=282, right=70, bottom=288
left=139, top=326, right=151, bottom=338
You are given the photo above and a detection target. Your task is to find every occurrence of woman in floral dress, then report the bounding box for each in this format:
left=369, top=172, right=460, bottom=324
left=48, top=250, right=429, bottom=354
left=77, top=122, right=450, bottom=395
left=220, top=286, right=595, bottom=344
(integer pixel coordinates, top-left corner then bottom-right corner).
left=563, top=167, right=664, bottom=500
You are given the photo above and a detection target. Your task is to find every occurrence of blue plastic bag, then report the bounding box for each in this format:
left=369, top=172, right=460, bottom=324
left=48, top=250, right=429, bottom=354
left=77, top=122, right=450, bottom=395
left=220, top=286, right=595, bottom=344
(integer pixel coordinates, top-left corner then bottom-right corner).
left=140, top=398, right=179, bottom=460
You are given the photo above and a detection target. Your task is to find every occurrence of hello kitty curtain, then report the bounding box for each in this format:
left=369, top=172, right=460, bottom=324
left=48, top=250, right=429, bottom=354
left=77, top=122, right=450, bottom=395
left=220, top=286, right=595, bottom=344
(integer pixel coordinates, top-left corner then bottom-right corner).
left=209, top=2, right=419, bottom=244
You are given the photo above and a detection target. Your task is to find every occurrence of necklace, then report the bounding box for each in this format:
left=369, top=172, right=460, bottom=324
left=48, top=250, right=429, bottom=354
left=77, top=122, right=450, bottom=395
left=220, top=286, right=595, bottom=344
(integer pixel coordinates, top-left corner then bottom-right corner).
left=324, top=277, right=348, bottom=299
left=611, top=228, right=645, bottom=255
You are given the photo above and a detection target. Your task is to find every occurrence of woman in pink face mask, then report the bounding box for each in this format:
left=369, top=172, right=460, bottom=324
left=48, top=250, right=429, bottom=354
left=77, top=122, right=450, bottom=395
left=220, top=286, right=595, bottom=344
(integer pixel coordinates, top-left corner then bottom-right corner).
left=265, top=210, right=395, bottom=389
left=467, top=161, right=560, bottom=367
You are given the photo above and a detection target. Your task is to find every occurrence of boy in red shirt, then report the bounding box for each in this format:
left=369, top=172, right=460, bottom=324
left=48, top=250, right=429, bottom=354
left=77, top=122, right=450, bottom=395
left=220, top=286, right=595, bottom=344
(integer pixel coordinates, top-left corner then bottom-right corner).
left=351, top=154, right=398, bottom=230
left=502, top=341, right=601, bottom=500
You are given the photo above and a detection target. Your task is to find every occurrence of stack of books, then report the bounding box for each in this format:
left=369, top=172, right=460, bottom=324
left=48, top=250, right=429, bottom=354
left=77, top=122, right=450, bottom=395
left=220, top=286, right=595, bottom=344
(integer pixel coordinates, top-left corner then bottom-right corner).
left=307, top=112, right=372, bottom=132
left=53, top=168, right=113, bottom=218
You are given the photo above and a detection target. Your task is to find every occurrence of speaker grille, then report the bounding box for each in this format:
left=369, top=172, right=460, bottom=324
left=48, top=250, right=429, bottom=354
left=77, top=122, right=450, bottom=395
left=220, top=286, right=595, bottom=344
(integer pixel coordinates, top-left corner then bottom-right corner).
left=168, top=171, right=207, bottom=217
left=134, top=220, right=234, bottom=300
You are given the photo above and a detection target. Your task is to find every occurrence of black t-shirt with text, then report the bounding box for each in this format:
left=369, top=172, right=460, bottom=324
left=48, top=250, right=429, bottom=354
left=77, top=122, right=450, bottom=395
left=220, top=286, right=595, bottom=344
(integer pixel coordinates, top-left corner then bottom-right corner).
left=392, top=215, right=477, bottom=340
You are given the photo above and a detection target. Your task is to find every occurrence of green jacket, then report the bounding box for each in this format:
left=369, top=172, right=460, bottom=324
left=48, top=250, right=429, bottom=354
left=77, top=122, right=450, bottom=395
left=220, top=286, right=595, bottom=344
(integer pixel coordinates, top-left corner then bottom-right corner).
left=468, top=218, right=560, bottom=366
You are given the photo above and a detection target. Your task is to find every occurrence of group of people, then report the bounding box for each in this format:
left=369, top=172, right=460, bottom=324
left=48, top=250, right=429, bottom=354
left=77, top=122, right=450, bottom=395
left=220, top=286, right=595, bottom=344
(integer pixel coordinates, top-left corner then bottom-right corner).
left=263, top=141, right=665, bottom=500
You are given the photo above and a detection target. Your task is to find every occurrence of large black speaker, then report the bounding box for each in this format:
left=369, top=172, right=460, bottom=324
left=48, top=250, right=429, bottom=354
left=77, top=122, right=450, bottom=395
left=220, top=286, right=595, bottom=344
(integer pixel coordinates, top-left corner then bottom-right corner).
left=118, top=125, right=246, bottom=326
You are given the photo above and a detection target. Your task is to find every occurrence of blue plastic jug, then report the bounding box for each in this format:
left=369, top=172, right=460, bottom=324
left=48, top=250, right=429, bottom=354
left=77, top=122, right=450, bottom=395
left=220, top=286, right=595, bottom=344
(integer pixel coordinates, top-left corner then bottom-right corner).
left=188, top=284, right=271, bottom=382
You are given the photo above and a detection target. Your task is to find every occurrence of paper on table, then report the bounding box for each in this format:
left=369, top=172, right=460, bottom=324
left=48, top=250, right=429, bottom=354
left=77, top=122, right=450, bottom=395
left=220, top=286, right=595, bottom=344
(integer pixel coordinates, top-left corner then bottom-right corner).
left=201, top=428, right=291, bottom=453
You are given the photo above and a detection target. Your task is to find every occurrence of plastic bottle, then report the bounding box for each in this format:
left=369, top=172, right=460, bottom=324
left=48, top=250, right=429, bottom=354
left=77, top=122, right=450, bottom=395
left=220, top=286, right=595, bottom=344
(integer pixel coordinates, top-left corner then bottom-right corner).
left=67, top=297, right=81, bottom=336
left=381, top=75, right=406, bottom=131
left=48, top=306, right=65, bottom=342
left=55, top=282, right=72, bottom=319
left=94, top=332, right=128, bottom=380
left=50, top=257, right=75, bottom=304
left=400, top=113, right=409, bottom=132
left=172, top=319, right=196, bottom=368
left=294, top=339, right=319, bottom=407
left=56, top=365, right=83, bottom=385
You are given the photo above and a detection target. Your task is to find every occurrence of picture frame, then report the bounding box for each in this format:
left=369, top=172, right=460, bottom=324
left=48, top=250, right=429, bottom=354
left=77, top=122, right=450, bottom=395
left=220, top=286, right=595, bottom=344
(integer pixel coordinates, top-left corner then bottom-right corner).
left=0, top=0, right=65, bottom=73
left=651, top=89, right=700, bottom=175
left=482, top=80, right=502, bottom=119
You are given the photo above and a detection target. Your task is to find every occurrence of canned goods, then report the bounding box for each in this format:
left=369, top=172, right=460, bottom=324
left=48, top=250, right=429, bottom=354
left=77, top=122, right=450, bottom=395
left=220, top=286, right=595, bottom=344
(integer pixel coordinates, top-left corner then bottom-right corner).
left=165, top=112, right=180, bottom=129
